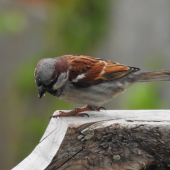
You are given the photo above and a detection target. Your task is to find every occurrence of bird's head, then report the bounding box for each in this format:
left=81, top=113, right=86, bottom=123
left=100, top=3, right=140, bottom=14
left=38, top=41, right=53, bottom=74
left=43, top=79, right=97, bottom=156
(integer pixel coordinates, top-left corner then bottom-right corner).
left=34, top=57, right=68, bottom=98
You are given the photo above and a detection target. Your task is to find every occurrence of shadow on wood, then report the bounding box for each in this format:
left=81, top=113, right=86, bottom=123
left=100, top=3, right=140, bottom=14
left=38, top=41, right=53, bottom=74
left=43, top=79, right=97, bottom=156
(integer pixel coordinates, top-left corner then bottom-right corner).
left=12, top=110, right=170, bottom=170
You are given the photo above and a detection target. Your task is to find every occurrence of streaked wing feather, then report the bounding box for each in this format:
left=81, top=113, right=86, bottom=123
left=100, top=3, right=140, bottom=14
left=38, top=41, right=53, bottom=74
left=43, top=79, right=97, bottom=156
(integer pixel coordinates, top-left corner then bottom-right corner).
left=66, top=55, right=137, bottom=87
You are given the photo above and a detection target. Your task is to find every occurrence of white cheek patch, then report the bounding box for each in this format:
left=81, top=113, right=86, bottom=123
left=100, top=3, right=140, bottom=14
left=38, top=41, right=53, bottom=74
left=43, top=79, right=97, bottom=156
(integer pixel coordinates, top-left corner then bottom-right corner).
left=53, top=72, right=68, bottom=90
left=72, top=73, right=85, bottom=82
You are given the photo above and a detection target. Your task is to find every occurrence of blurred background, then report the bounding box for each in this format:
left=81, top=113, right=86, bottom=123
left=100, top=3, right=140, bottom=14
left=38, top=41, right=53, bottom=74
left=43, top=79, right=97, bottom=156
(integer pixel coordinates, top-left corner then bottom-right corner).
left=1, top=0, right=170, bottom=169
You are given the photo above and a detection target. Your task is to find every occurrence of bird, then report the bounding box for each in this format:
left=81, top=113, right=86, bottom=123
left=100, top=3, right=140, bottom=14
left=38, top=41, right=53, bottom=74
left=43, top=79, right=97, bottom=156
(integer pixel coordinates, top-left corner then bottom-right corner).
left=34, top=55, right=170, bottom=118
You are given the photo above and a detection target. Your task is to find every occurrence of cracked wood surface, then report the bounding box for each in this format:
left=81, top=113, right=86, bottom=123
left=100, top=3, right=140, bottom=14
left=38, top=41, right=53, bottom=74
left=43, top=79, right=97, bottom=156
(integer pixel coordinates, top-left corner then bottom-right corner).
left=12, top=110, right=170, bottom=170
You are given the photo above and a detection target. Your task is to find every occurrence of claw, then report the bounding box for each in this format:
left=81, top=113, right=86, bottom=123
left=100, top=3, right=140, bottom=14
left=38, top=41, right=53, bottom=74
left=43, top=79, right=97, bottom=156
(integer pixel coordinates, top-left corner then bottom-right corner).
left=96, top=106, right=106, bottom=111
left=98, top=107, right=106, bottom=110
left=81, top=113, right=89, bottom=117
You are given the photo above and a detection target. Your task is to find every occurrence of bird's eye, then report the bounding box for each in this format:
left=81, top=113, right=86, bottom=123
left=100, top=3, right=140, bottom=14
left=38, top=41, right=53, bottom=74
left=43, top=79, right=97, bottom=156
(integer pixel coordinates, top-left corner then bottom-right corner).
left=46, top=76, right=59, bottom=88
left=36, top=79, right=42, bottom=87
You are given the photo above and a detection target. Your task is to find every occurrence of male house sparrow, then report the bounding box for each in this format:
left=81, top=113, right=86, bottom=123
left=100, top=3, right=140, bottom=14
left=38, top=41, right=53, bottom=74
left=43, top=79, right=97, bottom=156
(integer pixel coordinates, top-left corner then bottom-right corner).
left=34, top=55, right=170, bottom=117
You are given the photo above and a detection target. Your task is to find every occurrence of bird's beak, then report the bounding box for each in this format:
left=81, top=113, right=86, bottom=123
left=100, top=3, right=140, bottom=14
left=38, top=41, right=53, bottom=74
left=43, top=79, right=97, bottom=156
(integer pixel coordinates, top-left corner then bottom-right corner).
left=38, top=86, right=47, bottom=99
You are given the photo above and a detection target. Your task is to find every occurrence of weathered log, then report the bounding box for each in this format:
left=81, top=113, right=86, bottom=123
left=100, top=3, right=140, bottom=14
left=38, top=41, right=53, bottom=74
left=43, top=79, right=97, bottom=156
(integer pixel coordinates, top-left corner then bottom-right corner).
left=12, top=110, right=170, bottom=170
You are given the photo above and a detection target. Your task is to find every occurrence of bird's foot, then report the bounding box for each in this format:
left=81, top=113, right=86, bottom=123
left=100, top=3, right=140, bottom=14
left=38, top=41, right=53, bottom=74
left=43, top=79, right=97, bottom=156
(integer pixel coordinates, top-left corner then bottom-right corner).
left=50, top=105, right=91, bottom=118
left=50, top=105, right=106, bottom=118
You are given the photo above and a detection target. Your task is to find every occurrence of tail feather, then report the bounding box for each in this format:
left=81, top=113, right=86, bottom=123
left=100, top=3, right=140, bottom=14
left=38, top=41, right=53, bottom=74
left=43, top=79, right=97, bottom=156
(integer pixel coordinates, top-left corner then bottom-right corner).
left=131, top=70, right=170, bottom=82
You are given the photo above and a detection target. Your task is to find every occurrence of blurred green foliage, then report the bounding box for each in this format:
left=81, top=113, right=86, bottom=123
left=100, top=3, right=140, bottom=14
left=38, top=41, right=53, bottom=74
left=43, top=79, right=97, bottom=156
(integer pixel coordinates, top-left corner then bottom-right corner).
left=46, top=0, right=110, bottom=55
left=123, top=83, right=165, bottom=109
left=13, top=59, right=37, bottom=95
left=0, top=11, right=27, bottom=34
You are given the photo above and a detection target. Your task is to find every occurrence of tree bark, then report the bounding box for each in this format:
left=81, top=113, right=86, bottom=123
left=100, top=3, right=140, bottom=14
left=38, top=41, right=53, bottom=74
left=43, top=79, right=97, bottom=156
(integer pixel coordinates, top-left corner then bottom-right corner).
left=12, top=110, right=170, bottom=170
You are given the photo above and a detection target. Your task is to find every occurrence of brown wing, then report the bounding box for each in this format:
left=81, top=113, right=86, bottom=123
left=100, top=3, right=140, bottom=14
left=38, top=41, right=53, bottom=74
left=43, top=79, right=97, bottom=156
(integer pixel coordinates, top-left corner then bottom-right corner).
left=65, top=55, right=138, bottom=87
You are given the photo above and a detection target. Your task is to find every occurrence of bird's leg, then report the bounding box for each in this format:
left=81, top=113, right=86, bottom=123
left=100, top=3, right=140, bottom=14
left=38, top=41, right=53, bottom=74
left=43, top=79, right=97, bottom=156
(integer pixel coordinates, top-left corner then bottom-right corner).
left=50, top=105, right=93, bottom=118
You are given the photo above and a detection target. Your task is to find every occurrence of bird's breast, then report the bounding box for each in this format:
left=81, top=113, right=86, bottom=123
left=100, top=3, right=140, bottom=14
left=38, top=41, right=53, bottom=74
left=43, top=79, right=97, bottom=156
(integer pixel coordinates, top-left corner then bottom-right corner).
left=57, top=80, right=131, bottom=106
